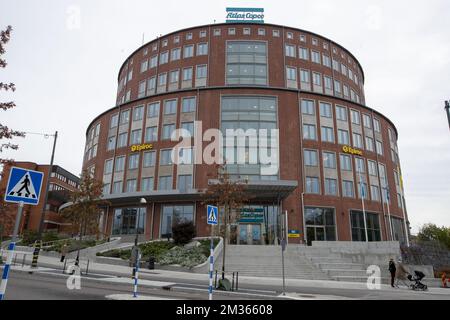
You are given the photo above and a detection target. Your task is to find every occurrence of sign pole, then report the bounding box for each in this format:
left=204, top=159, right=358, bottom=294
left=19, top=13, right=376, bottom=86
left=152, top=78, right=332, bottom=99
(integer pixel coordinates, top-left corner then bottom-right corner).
left=209, top=225, right=214, bottom=300
left=0, top=201, right=24, bottom=300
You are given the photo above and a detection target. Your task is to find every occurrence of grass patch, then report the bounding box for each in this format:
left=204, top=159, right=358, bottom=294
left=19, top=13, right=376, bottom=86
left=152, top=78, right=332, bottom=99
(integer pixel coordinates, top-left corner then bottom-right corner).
left=45, top=239, right=106, bottom=253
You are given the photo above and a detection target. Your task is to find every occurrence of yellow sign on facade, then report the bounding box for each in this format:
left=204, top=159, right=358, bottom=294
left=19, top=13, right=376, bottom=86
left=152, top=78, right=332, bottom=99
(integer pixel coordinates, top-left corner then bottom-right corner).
left=342, top=145, right=363, bottom=156
left=131, top=144, right=153, bottom=152
left=288, top=233, right=300, bottom=238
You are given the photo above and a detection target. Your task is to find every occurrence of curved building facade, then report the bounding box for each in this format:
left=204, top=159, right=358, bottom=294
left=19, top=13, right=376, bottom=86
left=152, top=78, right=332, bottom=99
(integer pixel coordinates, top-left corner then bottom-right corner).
left=83, top=23, right=409, bottom=245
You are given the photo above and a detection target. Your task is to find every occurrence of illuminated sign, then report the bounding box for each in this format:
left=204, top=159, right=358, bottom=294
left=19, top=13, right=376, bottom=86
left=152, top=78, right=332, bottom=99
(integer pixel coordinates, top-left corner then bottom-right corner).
left=226, top=7, right=265, bottom=23
left=288, top=230, right=301, bottom=238
left=342, top=145, right=363, bottom=156
left=130, top=144, right=153, bottom=152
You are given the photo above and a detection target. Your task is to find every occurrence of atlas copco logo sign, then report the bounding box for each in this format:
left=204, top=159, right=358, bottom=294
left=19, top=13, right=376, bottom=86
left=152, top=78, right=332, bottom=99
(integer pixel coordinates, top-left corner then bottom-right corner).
left=226, top=7, right=265, bottom=23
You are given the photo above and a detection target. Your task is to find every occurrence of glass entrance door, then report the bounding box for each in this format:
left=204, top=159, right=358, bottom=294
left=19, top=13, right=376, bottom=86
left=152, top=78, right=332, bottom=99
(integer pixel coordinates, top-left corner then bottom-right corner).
left=306, top=226, right=326, bottom=246
left=239, top=224, right=262, bottom=245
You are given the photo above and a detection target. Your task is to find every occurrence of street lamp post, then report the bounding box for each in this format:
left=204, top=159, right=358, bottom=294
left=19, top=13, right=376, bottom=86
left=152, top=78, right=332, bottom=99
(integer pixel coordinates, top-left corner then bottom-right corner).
left=136, top=198, right=147, bottom=245
left=445, top=100, right=450, bottom=131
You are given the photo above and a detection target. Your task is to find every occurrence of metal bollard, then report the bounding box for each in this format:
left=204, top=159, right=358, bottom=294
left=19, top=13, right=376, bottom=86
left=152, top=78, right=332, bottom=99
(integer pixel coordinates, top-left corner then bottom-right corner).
left=236, top=272, right=239, bottom=291
left=232, top=272, right=235, bottom=292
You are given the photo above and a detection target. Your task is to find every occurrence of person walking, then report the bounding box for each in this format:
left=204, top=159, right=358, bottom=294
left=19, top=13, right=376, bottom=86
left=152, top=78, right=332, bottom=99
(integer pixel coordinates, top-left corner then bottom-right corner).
left=395, top=258, right=409, bottom=288
left=60, top=243, right=69, bottom=263
left=389, top=258, right=397, bottom=288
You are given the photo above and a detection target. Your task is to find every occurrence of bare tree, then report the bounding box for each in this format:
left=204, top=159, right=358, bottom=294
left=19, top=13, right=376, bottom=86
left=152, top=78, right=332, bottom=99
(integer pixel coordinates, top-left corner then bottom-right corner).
left=202, top=164, right=249, bottom=280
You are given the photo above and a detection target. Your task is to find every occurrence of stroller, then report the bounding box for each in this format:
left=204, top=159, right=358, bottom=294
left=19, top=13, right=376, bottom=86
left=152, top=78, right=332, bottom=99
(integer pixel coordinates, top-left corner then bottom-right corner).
left=407, top=271, right=428, bottom=291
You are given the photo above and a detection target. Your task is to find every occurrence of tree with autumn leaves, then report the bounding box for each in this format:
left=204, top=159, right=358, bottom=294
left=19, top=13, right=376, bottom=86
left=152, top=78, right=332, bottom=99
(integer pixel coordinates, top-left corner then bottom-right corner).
left=202, top=164, right=249, bottom=280
left=0, top=25, right=25, bottom=239
left=61, top=170, right=107, bottom=241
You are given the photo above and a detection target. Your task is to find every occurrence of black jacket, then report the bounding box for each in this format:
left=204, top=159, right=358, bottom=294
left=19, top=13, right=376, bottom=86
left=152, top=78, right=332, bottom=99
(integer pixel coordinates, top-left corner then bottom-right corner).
left=389, top=261, right=397, bottom=273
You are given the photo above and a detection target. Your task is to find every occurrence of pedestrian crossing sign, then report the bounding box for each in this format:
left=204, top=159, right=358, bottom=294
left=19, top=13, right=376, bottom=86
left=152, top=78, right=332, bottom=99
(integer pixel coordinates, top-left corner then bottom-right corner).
left=4, top=167, right=44, bottom=206
left=207, top=205, right=218, bottom=225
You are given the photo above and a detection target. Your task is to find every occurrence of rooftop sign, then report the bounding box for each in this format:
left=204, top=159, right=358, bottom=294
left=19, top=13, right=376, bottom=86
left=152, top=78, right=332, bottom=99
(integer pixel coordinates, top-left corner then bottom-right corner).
left=226, top=7, right=265, bottom=24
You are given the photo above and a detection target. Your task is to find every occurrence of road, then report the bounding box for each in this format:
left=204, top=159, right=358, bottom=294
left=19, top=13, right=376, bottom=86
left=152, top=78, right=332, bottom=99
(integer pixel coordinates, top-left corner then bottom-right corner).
left=1, top=264, right=449, bottom=300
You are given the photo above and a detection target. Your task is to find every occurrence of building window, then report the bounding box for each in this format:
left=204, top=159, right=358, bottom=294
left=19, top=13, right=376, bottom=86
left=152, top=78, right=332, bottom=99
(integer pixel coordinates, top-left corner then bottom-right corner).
left=162, top=39, right=168, bottom=47
left=319, top=102, right=332, bottom=118
left=169, top=70, right=179, bottom=84
left=363, top=114, right=372, bottom=128
left=258, top=28, right=265, bottom=36
left=321, top=126, right=334, bottom=143
left=391, top=217, right=406, bottom=245
left=112, top=208, right=145, bottom=235
left=120, top=110, right=130, bottom=125
left=147, top=77, right=156, bottom=95
left=342, top=180, right=354, bottom=197
left=143, top=151, right=156, bottom=168
left=130, top=129, right=142, bottom=145
left=371, top=185, right=380, bottom=202
left=141, top=177, right=154, bottom=192
left=305, top=207, right=336, bottom=245
left=112, top=181, right=123, bottom=194
left=159, top=51, right=169, bottom=65
left=104, top=159, right=113, bottom=175
left=374, top=119, right=381, bottom=132
left=324, top=178, right=338, bottom=196
left=171, top=48, right=181, bottom=61
left=228, top=28, right=236, bottom=35
left=160, top=149, right=173, bottom=165
left=324, top=76, right=333, bottom=91
left=365, top=136, right=374, bottom=152
left=145, top=126, right=157, bottom=142
left=173, top=36, right=180, bottom=44
left=147, top=102, right=160, bottom=118
left=322, top=54, right=331, bottom=68
left=196, top=65, right=207, bottom=79
left=311, top=51, right=321, bottom=64
left=161, top=205, right=194, bottom=237
left=197, top=43, right=208, bottom=56
left=299, top=47, right=309, bottom=60
left=183, top=67, right=193, bottom=81
left=313, top=72, right=322, bottom=86
left=300, top=69, right=310, bottom=84
left=334, top=80, right=341, bottom=96
left=303, top=124, right=316, bottom=140
left=182, top=97, right=196, bottom=113
left=286, top=66, right=297, bottom=81
left=149, top=55, right=158, bottom=68
left=323, top=152, right=336, bottom=169
left=140, top=59, right=148, bottom=73
left=199, top=30, right=207, bottom=38
left=117, top=132, right=128, bottom=148
left=158, top=176, right=173, bottom=190
left=353, top=133, right=363, bottom=149
left=107, top=136, right=116, bottom=151
left=164, top=99, right=177, bottom=115
left=133, top=106, right=144, bottom=121
left=272, top=30, right=280, bottom=37
left=138, top=81, right=146, bottom=98
left=103, top=183, right=110, bottom=195
left=350, top=110, right=360, bottom=125
left=158, top=73, right=167, bottom=87
left=162, top=124, right=175, bottom=140
left=312, top=38, right=318, bottom=46
left=226, top=41, right=267, bottom=85
left=186, top=32, right=193, bottom=40
left=336, top=105, right=347, bottom=121
left=301, top=100, right=315, bottom=115
left=213, top=29, right=221, bottom=36
left=306, top=177, right=320, bottom=194
left=184, top=45, right=194, bottom=58
left=126, top=179, right=137, bottom=192
left=351, top=211, right=381, bottom=242
left=243, top=28, right=251, bottom=35
left=304, top=150, right=318, bottom=166
left=355, top=157, right=365, bottom=173
left=177, top=175, right=193, bottom=192
left=285, top=44, right=296, bottom=57
left=110, top=113, right=119, bottom=128
left=376, top=140, right=383, bottom=155
left=368, top=160, right=377, bottom=176
left=181, top=122, right=194, bottom=137
left=338, top=129, right=349, bottom=145
left=115, top=156, right=125, bottom=172
left=286, top=32, right=293, bottom=39
left=340, top=154, right=352, bottom=171
left=300, top=34, right=306, bottom=42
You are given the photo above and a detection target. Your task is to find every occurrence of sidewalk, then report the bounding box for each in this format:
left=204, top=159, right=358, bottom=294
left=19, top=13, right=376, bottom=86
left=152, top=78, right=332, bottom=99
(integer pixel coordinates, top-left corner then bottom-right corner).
left=4, top=253, right=449, bottom=296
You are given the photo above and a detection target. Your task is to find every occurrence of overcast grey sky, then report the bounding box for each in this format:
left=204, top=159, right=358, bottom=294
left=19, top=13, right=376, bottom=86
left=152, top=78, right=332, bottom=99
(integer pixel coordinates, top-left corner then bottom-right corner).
left=1, top=0, right=449, bottom=233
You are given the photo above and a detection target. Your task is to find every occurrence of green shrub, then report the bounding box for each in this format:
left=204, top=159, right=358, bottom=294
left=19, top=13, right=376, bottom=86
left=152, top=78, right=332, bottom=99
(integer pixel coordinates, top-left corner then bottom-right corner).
left=139, top=241, right=175, bottom=260
left=172, top=220, right=196, bottom=245
left=42, top=231, right=60, bottom=243
left=20, top=230, right=40, bottom=246
left=158, top=246, right=207, bottom=268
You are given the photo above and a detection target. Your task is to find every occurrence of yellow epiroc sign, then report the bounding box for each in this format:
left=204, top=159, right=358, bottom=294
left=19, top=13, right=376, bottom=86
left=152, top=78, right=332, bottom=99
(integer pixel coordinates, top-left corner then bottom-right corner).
left=131, top=144, right=153, bottom=152
left=342, top=145, right=363, bottom=156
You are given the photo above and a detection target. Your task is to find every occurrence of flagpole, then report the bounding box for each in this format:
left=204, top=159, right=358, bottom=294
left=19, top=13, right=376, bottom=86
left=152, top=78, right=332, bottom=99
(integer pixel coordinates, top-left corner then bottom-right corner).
left=398, top=166, right=410, bottom=247
left=358, top=163, right=368, bottom=243
left=385, top=185, right=393, bottom=241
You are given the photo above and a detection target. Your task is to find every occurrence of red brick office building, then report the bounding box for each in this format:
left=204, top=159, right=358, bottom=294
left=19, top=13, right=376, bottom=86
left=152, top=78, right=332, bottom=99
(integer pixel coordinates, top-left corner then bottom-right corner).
left=0, top=162, right=80, bottom=236
left=82, top=23, right=409, bottom=246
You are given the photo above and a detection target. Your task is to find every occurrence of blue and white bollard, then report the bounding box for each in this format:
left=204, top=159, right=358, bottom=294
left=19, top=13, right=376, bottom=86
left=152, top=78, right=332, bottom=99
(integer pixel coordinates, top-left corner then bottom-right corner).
left=133, top=254, right=141, bottom=298
left=209, top=237, right=214, bottom=300
left=0, top=242, right=16, bottom=301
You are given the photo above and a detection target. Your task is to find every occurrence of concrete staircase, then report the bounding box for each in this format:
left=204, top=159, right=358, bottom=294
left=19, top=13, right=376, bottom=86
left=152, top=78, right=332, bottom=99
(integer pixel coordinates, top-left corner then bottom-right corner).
left=214, top=245, right=330, bottom=280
